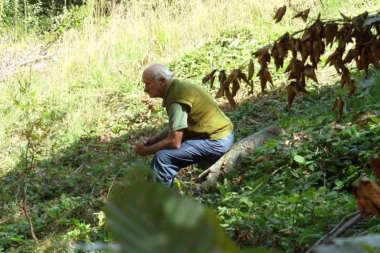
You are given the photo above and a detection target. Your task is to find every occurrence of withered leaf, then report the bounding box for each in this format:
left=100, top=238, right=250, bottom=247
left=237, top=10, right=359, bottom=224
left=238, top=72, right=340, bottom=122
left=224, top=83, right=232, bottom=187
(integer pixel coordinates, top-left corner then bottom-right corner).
left=215, top=85, right=224, bottom=99
left=369, top=157, right=380, bottom=182
left=218, top=70, right=227, bottom=85
left=353, top=186, right=372, bottom=217
left=215, top=70, right=226, bottom=98
left=263, top=68, right=274, bottom=86
left=339, top=11, right=351, bottom=22
left=286, top=82, right=308, bottom=109
left=348, top=79, right=356, bottom=97
left=273, top=53, right=285, bottom=70
left=257, top=52, right=271, bottom=68
left=301, top=40, right=311, bottom=64
left=303, top=65, right=318, bottom=84
left=238, top=72, right=250, bottom=86
left=253, top=44, right=272, bottom=57
left=202, top=69, right=217, bottom=84
left=325, top=50, right=339, bottom=67
left=232, top=79, right=240, bottom=97
left=325, top=23, right=338, bottom=48
left=285, top=58, right=296, bottom=73
left=343, top=48, right=355, bottom=64
left=256, top=68, right=273, bottom=93
left=224, top=88, right=237, bottom=109
left=249, top=80, right=254, bottom=95
left=340, top=67, right=350, bottom=88
left=248, top=59, right=255, bottom=81
left=274, top=5, right=287, bottom=23
left=332, top=97, right=344, bottom=122
left=287, top=59, right=303, bottom=81
left=357, top=177, right=380, bottom=219
left=292, top=8, right=310, bottom=22
left=223, top=69, right=240, bottom=88
left=209, top=75, right=216, bottom=89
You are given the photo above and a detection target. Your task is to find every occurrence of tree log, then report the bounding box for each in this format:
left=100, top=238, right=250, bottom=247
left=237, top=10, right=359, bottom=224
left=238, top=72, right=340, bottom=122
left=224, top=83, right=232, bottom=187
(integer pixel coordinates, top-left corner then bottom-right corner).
left=199, top=124, right=285, bottom=189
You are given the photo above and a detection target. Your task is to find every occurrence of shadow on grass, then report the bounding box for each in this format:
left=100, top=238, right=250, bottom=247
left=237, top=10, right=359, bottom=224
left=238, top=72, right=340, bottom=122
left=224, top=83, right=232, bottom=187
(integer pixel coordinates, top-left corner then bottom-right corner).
left=0, top=109, right=164, bottom=251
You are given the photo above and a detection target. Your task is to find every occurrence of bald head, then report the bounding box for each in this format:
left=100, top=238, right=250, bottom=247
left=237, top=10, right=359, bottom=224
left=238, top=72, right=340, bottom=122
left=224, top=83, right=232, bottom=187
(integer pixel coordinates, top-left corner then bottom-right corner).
left=142, top=64, right=174, bottom=98
left=142, top=63, right=174, bottom=81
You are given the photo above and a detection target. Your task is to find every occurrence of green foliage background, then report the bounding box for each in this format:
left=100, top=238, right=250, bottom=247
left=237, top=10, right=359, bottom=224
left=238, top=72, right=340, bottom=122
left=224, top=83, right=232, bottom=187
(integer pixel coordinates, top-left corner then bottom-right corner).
left=0, top=0, right=380, bottom=252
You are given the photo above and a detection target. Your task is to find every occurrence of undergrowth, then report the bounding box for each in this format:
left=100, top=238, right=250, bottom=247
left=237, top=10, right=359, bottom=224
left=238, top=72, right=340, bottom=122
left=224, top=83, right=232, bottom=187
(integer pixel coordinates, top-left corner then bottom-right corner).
left=1, top=0, right=380, bottom=252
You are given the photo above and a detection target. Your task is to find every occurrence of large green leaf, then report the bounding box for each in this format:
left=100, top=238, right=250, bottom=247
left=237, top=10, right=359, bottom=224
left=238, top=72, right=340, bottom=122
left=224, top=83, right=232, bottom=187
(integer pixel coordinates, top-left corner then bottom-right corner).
left=103, top=176, right=239, bottom=253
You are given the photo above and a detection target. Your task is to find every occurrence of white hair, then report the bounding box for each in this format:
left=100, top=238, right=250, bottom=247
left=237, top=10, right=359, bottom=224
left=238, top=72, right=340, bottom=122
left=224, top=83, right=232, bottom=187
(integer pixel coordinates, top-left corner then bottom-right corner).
left=148, top=63, right=174, bottom=81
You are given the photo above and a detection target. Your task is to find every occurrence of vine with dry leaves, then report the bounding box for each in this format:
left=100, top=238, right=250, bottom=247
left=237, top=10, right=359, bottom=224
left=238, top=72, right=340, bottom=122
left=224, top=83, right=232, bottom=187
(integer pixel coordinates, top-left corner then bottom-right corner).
left=202, top=7, right=380, bottom=119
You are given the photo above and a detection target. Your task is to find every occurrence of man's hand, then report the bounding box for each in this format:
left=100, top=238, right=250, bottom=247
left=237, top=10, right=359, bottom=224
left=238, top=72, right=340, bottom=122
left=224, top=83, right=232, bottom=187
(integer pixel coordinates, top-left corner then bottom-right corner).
left=134, top=141, right=149, bottom=156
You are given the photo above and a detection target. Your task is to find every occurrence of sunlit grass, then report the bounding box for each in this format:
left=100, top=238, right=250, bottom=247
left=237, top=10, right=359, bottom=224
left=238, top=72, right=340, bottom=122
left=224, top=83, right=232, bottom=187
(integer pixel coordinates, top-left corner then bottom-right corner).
left=0, top=0, right=378, bottom=174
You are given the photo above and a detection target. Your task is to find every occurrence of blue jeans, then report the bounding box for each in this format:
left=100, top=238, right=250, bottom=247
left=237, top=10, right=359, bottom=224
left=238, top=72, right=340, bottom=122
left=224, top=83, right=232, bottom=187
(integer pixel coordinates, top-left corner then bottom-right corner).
left=151, top=132, right=234, bottom=186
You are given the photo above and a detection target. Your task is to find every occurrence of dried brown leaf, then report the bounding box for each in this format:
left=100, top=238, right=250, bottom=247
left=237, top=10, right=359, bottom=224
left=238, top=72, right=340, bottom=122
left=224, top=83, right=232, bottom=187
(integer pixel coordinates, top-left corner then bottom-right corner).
left=224, top=88, right=237, bottom=109
left=348, top=79, right=356, bottom=97
left=248, top=59, right=255, bottom=80
left=303, top=65, right=318, bottom=84
left=214, top=85, right=224, bottom=99
left=343, top=49, right=355, bottom=64
left=215, top=70, right=226, bottom=98
left=301, top=40, right=311, bottom=64
left=238, top=72, right=249, bottom=84
left=292, top=8, right=310, bottom=22
left=339, top=11, right=351, bottom=22
left=325, top=23, right=339, bottom=48
left=253, top=44, right=272, bottom=57
left=332, top=97, right=344, bottom=122
left=353, top=186, right=372, bottom=217
left=209, top=75, right=216, bottom=89
left=286, top=82, right=308, bottom=109
left=287, top=59, right=303, bottom=81
left=232, top=79, right=240, bottom=97
left=249, top=80, right=254, bottom=95
left=285, top=58, right=296, bottom=73
left=357, top=178, right=380, bottom=219
left=218, top=70, right=227, bottom=85
left=263, top=68, right=273, bottom=86
left=340, top=67, right=350, bottom=88
left=202, top=69, right=217, bottom=84
left=257, top=52, right=271, bottom=68
left=223, top=69, right=240, bottom=88
left=274, top=5, right=287, bottom=23
left=286, top=83, right=297, bottom=109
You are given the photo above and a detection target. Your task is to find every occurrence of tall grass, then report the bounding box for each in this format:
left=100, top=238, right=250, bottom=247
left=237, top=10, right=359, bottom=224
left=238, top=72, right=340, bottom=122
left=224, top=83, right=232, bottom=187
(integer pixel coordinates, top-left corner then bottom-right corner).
left=0, top=0, right=379, bottom=174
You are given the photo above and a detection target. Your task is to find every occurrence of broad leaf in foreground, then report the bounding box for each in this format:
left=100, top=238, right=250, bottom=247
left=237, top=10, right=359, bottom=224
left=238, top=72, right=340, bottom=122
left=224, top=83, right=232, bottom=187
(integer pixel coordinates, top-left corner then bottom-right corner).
left=103, top=178, right=238, bottom=253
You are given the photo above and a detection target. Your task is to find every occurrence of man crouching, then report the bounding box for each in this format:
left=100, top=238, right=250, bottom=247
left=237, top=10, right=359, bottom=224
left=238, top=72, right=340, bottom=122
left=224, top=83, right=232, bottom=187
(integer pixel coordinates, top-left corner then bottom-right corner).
left=134, top=63, right=234, bottom=186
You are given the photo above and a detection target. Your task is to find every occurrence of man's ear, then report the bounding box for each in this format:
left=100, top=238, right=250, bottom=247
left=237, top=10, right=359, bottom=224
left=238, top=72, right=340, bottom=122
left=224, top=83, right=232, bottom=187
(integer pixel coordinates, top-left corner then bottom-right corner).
left=160, top=77, right=167, bottom=86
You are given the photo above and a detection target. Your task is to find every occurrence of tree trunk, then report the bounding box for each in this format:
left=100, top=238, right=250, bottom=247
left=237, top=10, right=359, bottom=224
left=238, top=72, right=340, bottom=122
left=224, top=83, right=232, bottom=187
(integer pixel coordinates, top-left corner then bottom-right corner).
left=199, top=124, right=285, bottom=190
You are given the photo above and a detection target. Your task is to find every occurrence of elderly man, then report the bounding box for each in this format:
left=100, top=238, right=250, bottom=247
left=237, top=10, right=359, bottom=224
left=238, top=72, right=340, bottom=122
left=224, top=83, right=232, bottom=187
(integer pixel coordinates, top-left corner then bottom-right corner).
left=134, top=63, right=234, bottom=186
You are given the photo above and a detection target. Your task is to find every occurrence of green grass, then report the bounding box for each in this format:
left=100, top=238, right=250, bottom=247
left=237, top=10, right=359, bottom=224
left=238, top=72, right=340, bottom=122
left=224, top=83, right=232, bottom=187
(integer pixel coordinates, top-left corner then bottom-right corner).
left=0, top=0, right=380, bottom=252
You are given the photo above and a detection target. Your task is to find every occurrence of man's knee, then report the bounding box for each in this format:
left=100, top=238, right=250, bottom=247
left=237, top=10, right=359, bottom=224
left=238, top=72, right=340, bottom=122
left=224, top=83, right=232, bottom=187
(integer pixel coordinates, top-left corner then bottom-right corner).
left=151, top=151, right=173, bottom=186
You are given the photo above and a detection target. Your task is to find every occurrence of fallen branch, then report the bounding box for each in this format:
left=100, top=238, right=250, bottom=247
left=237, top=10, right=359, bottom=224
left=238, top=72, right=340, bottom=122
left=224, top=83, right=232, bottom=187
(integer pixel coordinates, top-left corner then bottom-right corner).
left=306, top=211, right=364, bottom=253
left=199, top=124, right=285, bottom=189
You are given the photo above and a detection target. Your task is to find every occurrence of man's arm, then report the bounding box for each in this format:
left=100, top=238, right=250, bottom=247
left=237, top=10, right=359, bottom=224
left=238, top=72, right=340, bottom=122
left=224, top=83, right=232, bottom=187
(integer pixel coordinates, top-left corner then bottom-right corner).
left=134, top=102, right=188, bottom=156
left=134, top=129, right=183, bottom=156
left=145, top=126, right=170, bottom=145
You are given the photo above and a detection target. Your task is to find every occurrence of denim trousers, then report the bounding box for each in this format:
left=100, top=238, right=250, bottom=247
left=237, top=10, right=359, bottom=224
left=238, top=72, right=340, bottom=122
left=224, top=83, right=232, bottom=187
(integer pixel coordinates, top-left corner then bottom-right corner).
left=151, top=132, right=234, bottom=186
